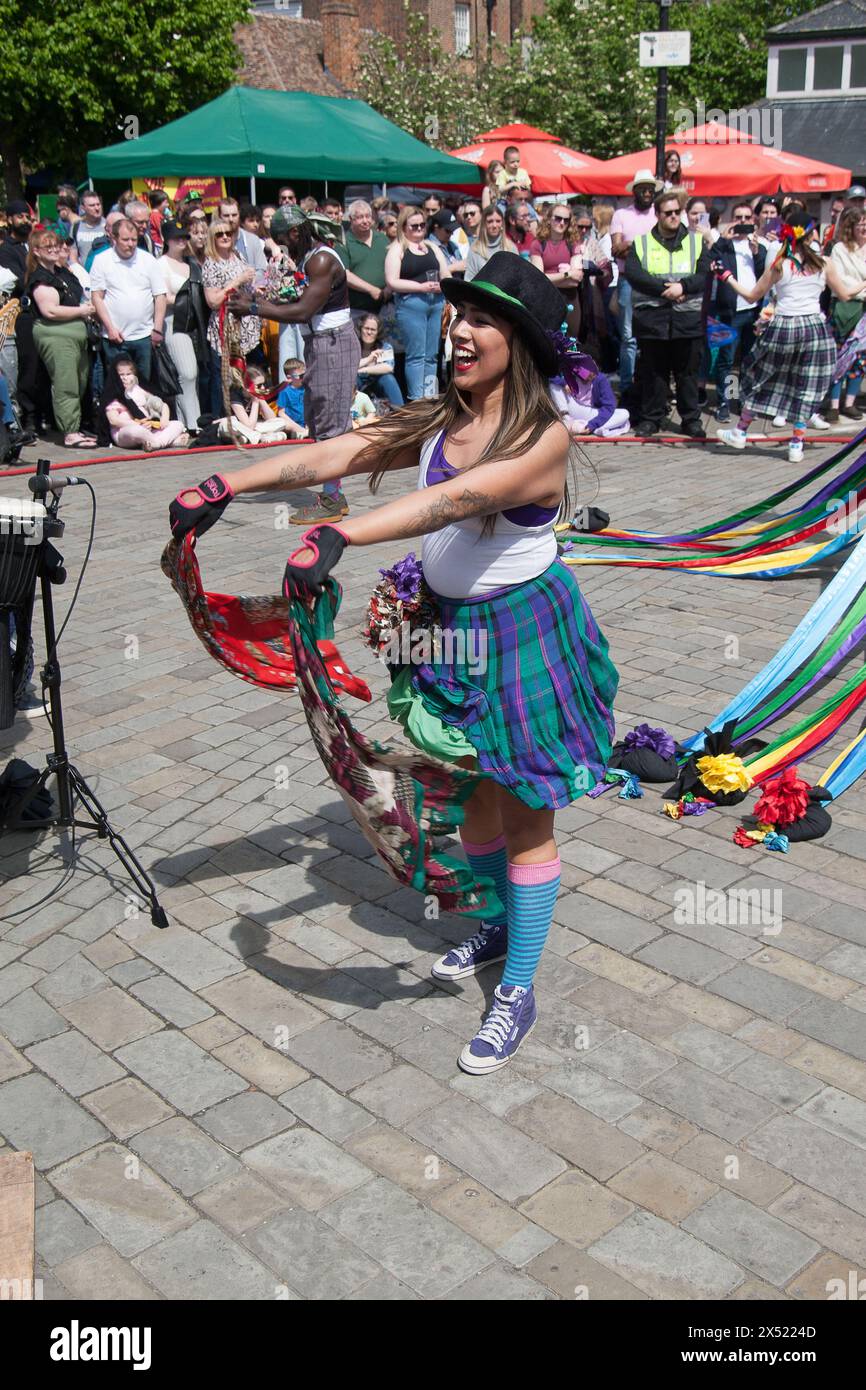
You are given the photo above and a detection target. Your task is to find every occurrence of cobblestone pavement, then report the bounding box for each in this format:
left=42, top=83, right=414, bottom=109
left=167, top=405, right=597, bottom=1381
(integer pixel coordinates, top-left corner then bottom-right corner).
left=2, top=427, right=866, bottom=1302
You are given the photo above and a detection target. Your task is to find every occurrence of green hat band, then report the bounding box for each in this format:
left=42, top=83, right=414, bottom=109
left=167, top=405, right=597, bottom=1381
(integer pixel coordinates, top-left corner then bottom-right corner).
left=469, top=281, right=526, bottom=311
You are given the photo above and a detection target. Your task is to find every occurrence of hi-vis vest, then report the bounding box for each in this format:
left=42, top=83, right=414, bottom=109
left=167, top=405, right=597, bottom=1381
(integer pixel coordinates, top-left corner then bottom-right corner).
left=632, top=230, right=703, bottom=322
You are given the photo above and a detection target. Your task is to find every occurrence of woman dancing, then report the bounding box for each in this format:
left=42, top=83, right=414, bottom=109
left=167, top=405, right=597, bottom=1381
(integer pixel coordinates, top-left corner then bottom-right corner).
left=715, top=203, right=866, bottom=464
left=169, top=255, right=618, bottom=1074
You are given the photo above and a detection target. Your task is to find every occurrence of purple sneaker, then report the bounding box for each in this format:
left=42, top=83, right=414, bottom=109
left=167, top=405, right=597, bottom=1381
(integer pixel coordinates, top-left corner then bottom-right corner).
left=431, top=922, right=507, bottom=981
left=458, top=983, right=537, bottom=1074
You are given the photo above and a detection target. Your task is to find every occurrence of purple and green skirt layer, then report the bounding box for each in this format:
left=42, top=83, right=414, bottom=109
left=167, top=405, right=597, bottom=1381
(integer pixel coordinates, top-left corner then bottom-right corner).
left=388, top=560, right=618, bottom=810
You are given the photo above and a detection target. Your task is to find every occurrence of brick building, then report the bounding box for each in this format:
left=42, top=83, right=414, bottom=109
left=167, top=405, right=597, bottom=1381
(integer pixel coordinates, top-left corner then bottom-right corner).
left=236, top=0, right=548, bottom=94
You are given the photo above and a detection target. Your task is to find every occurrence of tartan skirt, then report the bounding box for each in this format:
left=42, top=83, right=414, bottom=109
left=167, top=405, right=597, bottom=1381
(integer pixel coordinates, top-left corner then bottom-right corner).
left=389, top=560, right=618, bottom=810
left=739, top=313, right=835, bottom=421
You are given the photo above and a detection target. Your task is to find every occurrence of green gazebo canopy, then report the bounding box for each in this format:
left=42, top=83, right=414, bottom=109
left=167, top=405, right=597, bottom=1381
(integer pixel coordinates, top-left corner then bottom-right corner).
left=87, top=87, right=483, bottom=185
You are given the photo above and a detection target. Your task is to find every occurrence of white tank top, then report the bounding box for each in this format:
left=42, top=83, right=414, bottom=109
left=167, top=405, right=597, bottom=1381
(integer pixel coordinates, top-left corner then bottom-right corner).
left=300, top=244, right=351, bottom=333
left=419, top=431, right=559, bottom=600
left=774, top=257, right=826, bottom=316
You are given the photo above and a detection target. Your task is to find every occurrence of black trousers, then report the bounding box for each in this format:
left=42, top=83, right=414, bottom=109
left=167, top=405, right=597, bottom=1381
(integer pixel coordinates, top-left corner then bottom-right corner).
left=635, top=336, right=702, bottom=427
left=14, top=312, right=53, bottom=428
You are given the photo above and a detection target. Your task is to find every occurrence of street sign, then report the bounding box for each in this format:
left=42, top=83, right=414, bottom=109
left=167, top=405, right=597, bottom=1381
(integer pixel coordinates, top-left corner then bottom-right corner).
left=639, top=31, right=691, bottom=67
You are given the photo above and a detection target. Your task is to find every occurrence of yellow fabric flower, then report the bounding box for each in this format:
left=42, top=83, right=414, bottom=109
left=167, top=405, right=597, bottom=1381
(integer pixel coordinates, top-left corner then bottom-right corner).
left=696, top=753, right=753, bottom=796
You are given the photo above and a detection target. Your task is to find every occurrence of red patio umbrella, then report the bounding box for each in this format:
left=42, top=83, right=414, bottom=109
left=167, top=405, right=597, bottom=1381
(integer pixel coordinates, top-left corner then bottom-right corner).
left=565, top=137, right=851, bottom=197
left=471, top=123, right=561, bottom=143
left=449, top=128, right=608, bottom=195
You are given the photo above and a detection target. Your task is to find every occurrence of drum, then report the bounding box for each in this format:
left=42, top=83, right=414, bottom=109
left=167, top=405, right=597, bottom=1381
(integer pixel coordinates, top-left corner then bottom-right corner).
left=0, top=497, right=62, bottom=609
left=0, top=495, right=63, bottom=727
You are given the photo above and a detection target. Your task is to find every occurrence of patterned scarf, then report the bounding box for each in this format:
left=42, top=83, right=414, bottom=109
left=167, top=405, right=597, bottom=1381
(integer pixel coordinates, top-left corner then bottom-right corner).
left=162, top=536, right=501, bottom=919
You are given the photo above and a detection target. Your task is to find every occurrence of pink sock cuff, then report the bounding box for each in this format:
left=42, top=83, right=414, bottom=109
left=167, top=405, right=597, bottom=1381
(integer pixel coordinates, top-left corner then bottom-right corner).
left=508, top=857, right=561, bottom=886
left=461, top=832, right=507, bottom=855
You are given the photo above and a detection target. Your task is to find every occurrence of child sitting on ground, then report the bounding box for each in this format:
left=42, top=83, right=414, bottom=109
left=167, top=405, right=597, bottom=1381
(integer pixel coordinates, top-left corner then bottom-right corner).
left=224, top=363, right=307, bottom=445
left=104, top=357, right=189, bottom=451
left=275, top=357, right=306, bottom=431
left=350, top=387, right=378, bottom=428
left=549, top=348, right=630, bottom=438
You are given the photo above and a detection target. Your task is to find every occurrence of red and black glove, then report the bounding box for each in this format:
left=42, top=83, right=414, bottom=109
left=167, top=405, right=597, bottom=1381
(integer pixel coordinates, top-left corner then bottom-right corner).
left=710, top=259, right=732, bottom=283
left=283, top=523, right=349, bottom=598
left=169, top=474, right=234, bottom=541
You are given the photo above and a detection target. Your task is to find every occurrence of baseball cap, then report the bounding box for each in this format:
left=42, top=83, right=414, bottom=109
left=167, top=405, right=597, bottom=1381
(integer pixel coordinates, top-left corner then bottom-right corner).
left=430, top=210, right=458, bottom=231
left=847, top=185, right=866, bottom=200
left=5, top=199, right=31, bottom=217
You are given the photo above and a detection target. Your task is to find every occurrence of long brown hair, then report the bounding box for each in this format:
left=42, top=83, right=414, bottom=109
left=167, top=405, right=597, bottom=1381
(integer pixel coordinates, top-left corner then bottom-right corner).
left=26, top=228, right=60, bottom=280
left=837, top=207, right=865, bottom=251
left=356, top=332, right=578, bottom=532
left=474, top=206, right=517, bottom=257
left=536, top=203, right=578, bottom=249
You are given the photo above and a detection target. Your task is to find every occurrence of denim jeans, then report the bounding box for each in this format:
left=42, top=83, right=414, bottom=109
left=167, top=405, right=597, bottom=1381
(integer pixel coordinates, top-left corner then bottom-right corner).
left=617, top=278, right=637, bottom=392
left=104, top=336, right=152, bottom=385
left=357, top=370, right=404, bottom=407
left=830, top=372, right=863, bottom=405
left=395, top=292, right=443, bottom=399
left=713, top=308, right=758, bottom=409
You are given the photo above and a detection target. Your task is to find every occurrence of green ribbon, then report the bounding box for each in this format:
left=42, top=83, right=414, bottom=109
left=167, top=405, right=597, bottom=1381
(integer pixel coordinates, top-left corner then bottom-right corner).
left=469, top=281, right=527, bottom=311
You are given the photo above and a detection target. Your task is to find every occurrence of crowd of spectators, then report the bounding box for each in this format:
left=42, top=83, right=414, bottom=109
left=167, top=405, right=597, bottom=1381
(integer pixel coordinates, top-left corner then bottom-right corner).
left=0, top=153, right=864, bottom=456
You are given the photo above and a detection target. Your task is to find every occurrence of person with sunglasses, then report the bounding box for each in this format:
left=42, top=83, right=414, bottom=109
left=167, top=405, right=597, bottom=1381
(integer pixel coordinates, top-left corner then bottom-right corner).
left=201, top=219, right=259, bottom=414
left=624, top=188, right=711, bottom=438
left=454, top=201, right=481, bottom=253
left=384, top=205, right=451, bottom=399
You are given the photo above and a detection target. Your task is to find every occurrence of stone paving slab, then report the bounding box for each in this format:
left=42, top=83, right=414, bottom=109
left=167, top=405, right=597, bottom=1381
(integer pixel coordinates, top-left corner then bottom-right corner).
left=4, top=437, right=866, bottom=1299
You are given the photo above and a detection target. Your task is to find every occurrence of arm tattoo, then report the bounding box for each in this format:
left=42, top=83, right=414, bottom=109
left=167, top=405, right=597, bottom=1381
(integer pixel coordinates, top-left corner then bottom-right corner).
left=410, top=487, right=497, bottom=535
left=278, top=461, right=319, bottom=488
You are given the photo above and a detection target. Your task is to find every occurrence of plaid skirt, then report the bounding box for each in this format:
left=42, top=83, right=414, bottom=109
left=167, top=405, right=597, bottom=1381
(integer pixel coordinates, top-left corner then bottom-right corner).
left=740, top=313, right=835, bottom=420
left=399, top=560, right=619, bottom=810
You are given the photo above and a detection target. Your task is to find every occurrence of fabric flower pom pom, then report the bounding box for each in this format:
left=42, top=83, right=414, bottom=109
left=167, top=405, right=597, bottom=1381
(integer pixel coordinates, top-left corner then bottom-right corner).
left=695, top=751, right=753, bottom=797
left=622, top=724, right=677, bottom=761
left=752, top=765, right=810, bottom=829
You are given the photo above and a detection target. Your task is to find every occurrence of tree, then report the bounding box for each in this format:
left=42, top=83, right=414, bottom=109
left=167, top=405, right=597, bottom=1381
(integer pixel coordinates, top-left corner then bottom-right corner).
left=505, top=0, right=819, bottom=159
left=0, top=0, right=250, bottom=199
left=665, top=1, right=819, bottom=120
left=504, top=0, right=659, bottom=159
left=356, top=6, right=511, bottom=151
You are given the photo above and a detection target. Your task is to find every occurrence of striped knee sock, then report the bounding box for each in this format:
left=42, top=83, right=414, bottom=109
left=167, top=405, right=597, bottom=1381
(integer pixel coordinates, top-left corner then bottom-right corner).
left=502, top=857, right=561, bottom=990
left=737, top=408, right=754, bottom=432
left=792, top=420, right=806, bottom=441
left=461, top=832, right=508, bottom=929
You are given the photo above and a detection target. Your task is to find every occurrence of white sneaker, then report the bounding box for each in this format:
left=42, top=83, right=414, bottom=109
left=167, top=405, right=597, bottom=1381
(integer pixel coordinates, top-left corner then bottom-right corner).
left=717, top=428, right=747, bottom=450
left=788, top=440, right=804, bottom=464
left=809, top=413, right=831, bottom=431
left=773, top=415, right=788, bottom=428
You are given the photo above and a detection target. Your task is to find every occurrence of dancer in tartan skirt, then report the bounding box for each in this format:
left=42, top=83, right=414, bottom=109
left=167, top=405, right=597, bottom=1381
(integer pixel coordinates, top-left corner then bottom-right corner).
left=715, top=202, right=866, bottom=465
left=169, top=254, right=618, bottom=1074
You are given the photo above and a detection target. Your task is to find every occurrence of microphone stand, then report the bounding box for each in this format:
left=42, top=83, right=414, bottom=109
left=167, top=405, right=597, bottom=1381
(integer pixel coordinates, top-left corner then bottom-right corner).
left=2, top=460, right=169, bottom=929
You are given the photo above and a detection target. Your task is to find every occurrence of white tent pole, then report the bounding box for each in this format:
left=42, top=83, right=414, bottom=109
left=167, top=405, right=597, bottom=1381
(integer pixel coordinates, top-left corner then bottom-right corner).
left=325, top=179, right=329, bottom=197
left=250, top=176, right=256, bottom=203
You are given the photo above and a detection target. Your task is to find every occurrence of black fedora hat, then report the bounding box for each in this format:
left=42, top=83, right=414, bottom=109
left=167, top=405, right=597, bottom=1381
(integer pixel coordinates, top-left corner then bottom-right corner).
left=442, top=252, right=569, bottom=375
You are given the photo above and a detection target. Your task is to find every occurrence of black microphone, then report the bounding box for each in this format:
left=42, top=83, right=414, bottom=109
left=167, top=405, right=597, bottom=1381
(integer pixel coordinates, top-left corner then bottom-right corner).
left=28, top=473, right=81, bottom=496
